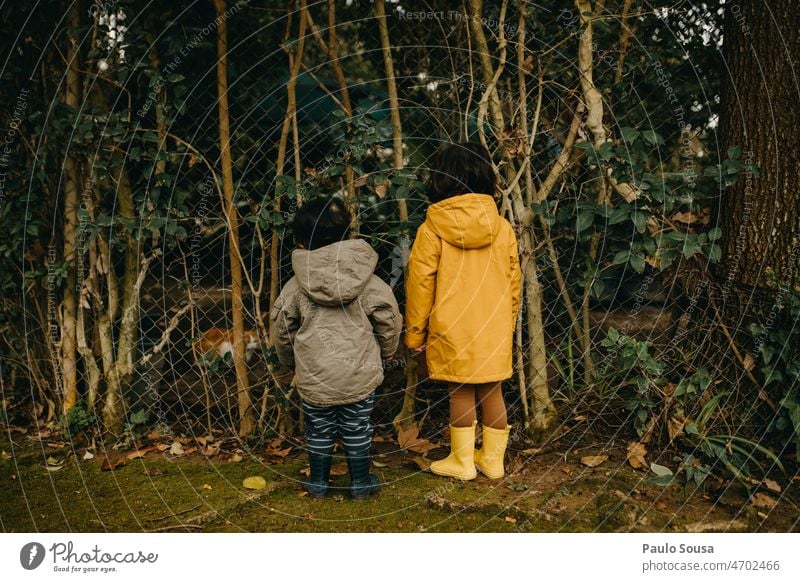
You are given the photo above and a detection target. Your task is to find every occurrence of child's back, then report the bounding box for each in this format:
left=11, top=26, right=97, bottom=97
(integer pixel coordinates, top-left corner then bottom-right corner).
left=270, top=196, right=401, bottom=500
left=272, top=238, right=401, bottom=406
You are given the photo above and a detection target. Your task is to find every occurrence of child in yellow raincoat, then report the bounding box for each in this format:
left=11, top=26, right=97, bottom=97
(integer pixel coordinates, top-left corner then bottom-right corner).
left=405, top=142, right=521, bottom=480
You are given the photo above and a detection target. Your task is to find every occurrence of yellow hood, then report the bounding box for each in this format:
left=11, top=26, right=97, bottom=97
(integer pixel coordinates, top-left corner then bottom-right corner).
left=425, top=194, right=501, bottom=249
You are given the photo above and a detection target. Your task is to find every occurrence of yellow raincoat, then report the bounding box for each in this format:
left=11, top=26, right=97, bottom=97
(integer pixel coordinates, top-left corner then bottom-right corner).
left=404, top=193, right=522, bottom=383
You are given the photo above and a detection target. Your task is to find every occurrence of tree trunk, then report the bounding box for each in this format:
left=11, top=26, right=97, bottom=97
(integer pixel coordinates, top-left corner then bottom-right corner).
left=375, top=0, right=419, bottom=434
left=718, top=0, right=800, bottom=292
left=468, top=0, right=558, bottom=440
left=213, top=0, right=254, bottom=438
left=60, top=1, right=82, bottom=416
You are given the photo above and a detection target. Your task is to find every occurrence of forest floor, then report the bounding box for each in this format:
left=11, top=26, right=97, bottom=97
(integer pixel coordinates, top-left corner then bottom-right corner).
left=1, top=425, right=798, bottom=533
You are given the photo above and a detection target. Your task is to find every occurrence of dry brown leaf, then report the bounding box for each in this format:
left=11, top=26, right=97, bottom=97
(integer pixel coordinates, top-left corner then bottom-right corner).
left=764, top=478, right=781, bottom=493
left=126, top=446, right=157, bottom=461
left=0, top=451, right=11, bottom=461
left=330, top=463, right=348, bottom=477
left=397, top=424, right=438, bottom=454
left=626, top=441, right=648, bottom=470
left=743, top=353, right=756, bottom=372
left=169, top=442, right=185, bottom=456
left=407, top=456, right=432, bottom=472
left=195, top=436, right=207, bottom=446
left=300, top=466, right=310, bottom=477
left=265, top=446, right=293, bottom=458
left=229, top=453, right=243, bottom=463
left=201, top=483, right=212, bottom=490
left=561, top=466, right=573, bottom=475
left=372, top=460, right=388, bottom=468
left=581, top=455, right=608, bottom=468
left=156, top=443, right=169, bottom=452
left=667, top=415, right=686, bottom=442
left=201, top=444, right=221, bottom=457
left=372, top=436, right=386, bottom=443
left=751, top=492, right=777, bottom=509
left=520, top=447, right=543, bottom=456
left=504, top=516, right=517, bottom=524
left=100, top=456, right=125, bottom=471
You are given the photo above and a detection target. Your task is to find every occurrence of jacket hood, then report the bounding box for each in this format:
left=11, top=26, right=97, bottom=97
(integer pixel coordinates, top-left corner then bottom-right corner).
left=425, top=193, right=501, bottom=249
left=292, top=239, right=378, bottom=306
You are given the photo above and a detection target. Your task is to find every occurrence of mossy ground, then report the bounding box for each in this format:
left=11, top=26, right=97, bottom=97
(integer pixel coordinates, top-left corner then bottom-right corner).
left=1, top=432, right=797, bottom=533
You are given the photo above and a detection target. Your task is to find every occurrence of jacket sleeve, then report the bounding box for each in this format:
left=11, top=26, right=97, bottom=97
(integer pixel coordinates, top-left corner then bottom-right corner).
left=404, top=223, right=441, bottom=350
left=364, top=278, right=403, bottom=359
left=269, top=288, right=300, bottom=370
left=509, top=225, right=522, bottom=329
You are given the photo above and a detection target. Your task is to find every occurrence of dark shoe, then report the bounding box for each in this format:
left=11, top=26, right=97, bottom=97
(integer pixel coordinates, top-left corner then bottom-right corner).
left=306, top=452, right=332, bottom=499
left=347, top=456, right=380, bottom=500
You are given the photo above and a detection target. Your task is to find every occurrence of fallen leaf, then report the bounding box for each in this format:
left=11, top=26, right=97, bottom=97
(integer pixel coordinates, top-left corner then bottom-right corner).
left=751, top=492, right=776, bottom=509
left=45, top=465, right=63, bottom=472
left=0, top=451, right=11, bottom=460
left=407, top=456, right=432, bottom=472
left=229, top=453, right=243, bottom=463
left=372, top=436, right=386, bottom=443
left=156, top=443, right=169, bottom=452
left=126, top=446, right=157, bottom=461
left=195, top=436, right=207, bottom=447
left=201, top=483, right=212, bottom=490
left=757, top=511, right=768, bottom=520
left=626, top=442, right=648, bottom=470
left=520, top=447, right=543, bottom=456
left=743, top=353, right=756, bottom=372
left=764, top=478, right=781, bottom=493
left=372, top=460, right=388, bottom=468
left=243, top=476, right=267, bottom=490
left=169, top=442, right=185, bottom=456
left=201, top=444, right=221, bottom=457
left=397, top=424, right=439, bottom=454
left=574, top=415, right=587, bottom=422
left=143, top=468, right=166, bottom=476
left=46, top=456, right=60, bottom=466
left=650, top=463, right=673, bottom=477
left=82, top=451, right=94, bottom=461
left=182, top=447, right=198, bottom=456
left=300, top=466, right=310, bottom=477
left=581, top=455, right=608, bottom=468
left=504, top=516, right=517, bottom=524
left=655, top=501, right=668, bottom=511
left=100, top=456, right=125, bottom=471
left=667, top=415, right=685, bottom=441
left=298, top=491, right=309, bottom=497
left=561, top=466, right=573, bottom=475
left=265, top=446, right=293, bottom=458
left=330, top=463, right=348, bottom=477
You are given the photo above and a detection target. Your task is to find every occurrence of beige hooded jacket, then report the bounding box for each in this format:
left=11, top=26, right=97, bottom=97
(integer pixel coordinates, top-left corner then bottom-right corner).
left=270, top=239, right=402, bottom=406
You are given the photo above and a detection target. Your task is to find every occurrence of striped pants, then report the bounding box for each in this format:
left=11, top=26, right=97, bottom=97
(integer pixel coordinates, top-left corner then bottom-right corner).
left=303, top=392, right=375, bottom=462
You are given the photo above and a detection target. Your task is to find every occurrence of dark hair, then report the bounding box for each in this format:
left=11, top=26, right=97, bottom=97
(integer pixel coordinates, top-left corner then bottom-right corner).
left=292, top=197, right=352, bottom=250
left=426, top=142, right=496, bottom=202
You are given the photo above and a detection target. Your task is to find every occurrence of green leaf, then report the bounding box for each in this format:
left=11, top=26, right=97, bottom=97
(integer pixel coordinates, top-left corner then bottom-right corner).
left=612, top=250, right=630, bottom=265
left=620, top=126, right=639, bottom=143
left=707, top=227, right=722, bottom=241
left=629, top=253, right=645, bottom=273
left=631, top=211, right=647, bottom=233
left=576, top=211, right=594, bottom=232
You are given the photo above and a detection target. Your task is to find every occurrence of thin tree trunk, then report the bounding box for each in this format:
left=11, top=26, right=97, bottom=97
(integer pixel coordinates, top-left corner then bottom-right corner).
left=469, top=0, right=557, bottom=440
left=213, top=0, right=254, bottom=437
left=270, top=2, right=307, bottom=316
left=60, top=1, right=81, bottom=416
left=375, top=0, right=419, bottom=433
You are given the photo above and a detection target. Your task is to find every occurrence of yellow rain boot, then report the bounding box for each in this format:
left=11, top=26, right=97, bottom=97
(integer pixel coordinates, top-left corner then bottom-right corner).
left=474, top=425, right=511, bottom=479
left=430, top=422, right=477, bottom=480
